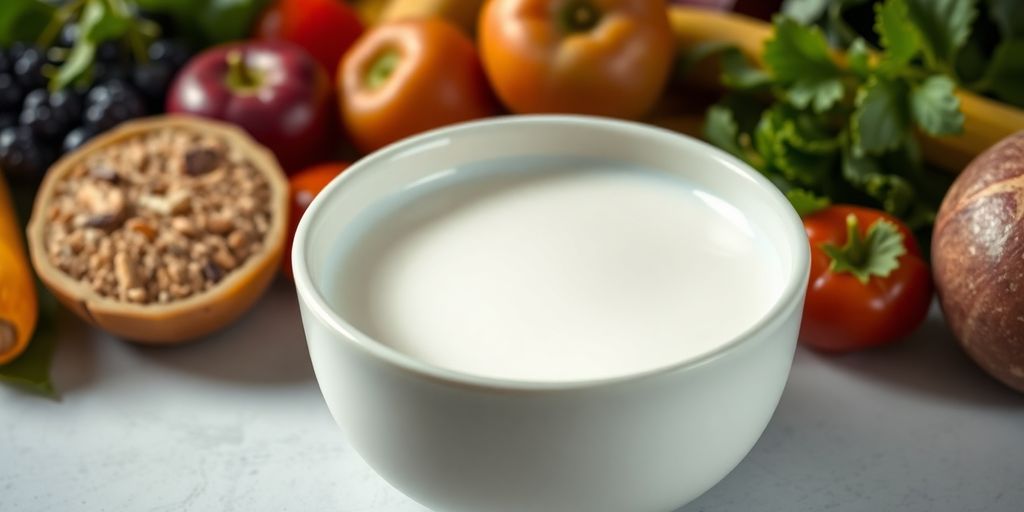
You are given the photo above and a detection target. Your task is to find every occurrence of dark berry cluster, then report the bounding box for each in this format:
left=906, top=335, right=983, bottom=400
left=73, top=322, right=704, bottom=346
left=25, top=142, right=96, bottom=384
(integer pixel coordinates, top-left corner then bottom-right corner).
left=0, top=22, right=191, bottom=184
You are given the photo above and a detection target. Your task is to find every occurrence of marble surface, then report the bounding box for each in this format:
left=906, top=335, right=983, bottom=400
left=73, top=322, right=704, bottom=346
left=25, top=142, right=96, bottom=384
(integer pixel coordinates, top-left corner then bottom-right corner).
left=2, top=280, right=1023, bottom=512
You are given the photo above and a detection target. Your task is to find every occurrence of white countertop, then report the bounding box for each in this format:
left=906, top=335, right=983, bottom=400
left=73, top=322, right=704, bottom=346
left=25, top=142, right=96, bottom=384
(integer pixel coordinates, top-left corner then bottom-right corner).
left=3, top=279, right=1023, bottom=512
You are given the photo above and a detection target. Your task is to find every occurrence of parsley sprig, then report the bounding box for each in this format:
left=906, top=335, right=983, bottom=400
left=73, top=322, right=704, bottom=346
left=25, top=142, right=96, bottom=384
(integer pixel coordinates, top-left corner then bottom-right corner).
left=700, top=0, right=976, bottom=227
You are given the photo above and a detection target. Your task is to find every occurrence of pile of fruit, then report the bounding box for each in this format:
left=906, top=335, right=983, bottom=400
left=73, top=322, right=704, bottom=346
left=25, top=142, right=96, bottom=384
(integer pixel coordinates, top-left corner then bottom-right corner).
left=2, top=0, right=1024, bottom=396
left=0, top=5, right=192, bottom=183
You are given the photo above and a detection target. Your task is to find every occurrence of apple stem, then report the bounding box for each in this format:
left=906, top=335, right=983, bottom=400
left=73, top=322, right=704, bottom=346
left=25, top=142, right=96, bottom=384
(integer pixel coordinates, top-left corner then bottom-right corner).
left=225, top=50, right=263, bottom=93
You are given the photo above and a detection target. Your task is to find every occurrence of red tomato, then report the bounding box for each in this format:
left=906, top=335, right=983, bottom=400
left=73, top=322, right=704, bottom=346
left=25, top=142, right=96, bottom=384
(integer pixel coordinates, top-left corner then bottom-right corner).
left=800, top=205, right=933, bottom=352
left=256, top=0, right=364, bottom=79
left=284, top=162, right=349, bottom=278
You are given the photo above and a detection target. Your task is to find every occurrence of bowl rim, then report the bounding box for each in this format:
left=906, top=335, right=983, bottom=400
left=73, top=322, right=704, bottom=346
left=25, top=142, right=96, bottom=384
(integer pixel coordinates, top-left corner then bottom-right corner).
left=292, top=115, right=810, bottom=392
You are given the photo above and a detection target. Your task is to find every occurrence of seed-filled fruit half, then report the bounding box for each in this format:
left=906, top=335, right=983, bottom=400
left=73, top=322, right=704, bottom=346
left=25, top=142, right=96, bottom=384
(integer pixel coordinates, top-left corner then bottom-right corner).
left=27, top=116, right=288, bottom=344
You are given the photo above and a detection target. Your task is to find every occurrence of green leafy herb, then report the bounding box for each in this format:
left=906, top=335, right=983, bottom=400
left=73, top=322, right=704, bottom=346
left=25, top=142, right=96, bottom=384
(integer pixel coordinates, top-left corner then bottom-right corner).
left=902, top=0, right=977, bottom=69
left=703, top=105, right=747, bottom=162
left=910, top=75, right=964, bottom=136
left=847, top=38, right=872, bottom=77
left=786, top=188, right=832, bottom=216
left=852, top=76, right=909, bottom=154
left=874, top=0, right=918, bottom=69
left=787, top=0, right=1022, bottom=109
left=688, top=9, right=967, bottom=229
left=764, top=18, right=845, bottom=112
left=821, top=214, right=907, bottom=284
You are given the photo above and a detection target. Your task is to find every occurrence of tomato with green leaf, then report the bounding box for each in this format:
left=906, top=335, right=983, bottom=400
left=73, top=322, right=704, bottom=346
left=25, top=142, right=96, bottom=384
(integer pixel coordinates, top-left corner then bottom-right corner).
left=800, top=205, right=932, bottom=352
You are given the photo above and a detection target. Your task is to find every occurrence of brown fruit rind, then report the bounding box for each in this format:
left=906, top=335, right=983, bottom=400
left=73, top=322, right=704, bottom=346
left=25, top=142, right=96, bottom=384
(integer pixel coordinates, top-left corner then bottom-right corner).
left=932, top=131, right=1024, bottom=393
left=27, top=116, right=289, bottom=344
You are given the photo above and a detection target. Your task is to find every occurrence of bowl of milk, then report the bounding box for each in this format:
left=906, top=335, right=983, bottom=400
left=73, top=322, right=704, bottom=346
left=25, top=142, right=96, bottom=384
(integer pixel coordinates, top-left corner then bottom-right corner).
left=293, top=115, right=810, bottom=512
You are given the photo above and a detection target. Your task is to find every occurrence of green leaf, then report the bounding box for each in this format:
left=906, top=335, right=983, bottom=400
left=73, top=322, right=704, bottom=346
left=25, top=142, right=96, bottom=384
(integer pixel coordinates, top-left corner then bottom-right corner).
left=80, top=0, right=130, bottom=42
left=0, top=0, right=54, bottom=46
left=50, top=0, right=132, bottom=91
left=875, top=0, right=920, bottom=69
left=199, top=0, right=273, bottom=45
left=51, top=40, right=96, bottom=92
left=756, top=108, right=837, bottom=187
left=910, top=75, right=964, bottom=136
left=704, top=105, right=747, bottom=161
left=764, top=17, right=845, bottom=112
left=903, top=0, right=978, bottom=68
left=841, top=147, right=883, bottom=183
left=781, top=0, right=832, bottom=24
left=822, top=215, right=907, bottom=284
left=676, top=41, right=734, bottom=79
left=0, top=286, right=58, bottom=398
left=979, top=39, right=1024, bottom=108
left=764, top=17, right=840, bottom=81
left=842, top=149, right=916, bottom=215
left=988, top=0, right=1024, bottom=39
left=848, top=38, right=872, bottom=77
left=786, top=188, right=831, bottom=217
left=852, top=77, right=910, bottom=154
left=787, top=78, right=845, bottom=112
left=720, top=49, right=773, bottom=90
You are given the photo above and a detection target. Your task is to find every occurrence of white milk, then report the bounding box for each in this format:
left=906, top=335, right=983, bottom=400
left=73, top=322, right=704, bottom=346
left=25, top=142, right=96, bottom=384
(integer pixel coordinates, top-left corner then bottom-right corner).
left=327, top=159, right=784, bottom=382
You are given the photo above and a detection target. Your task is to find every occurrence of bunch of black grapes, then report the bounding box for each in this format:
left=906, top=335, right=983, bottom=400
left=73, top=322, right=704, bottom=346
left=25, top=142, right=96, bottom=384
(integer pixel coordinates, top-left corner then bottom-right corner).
left=0, top=19, right=191, bottom=184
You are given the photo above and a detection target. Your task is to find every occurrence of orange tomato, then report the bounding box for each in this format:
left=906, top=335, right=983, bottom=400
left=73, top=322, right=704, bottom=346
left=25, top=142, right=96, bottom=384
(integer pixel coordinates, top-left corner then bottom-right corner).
left=339, top=18, right=497, bottom=154
left=284, top=162, right=349, bottom=278
left=478, top=0, right=674, bottom=119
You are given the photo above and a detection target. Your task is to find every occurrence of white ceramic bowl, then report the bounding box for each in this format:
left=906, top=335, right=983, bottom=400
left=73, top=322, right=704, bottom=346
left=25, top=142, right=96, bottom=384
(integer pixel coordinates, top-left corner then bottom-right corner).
left=293, top=116, right=810, bottom=512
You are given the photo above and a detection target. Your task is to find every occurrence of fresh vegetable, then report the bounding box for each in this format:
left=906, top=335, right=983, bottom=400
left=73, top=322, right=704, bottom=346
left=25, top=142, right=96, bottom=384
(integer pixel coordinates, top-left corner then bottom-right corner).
left=166, top=40, right=331, bottom=171
left=339, top=18, right=496, bottom=153
left=932, top=131, right=1024, bottom=393
left=379, top=0, right=486, bottom=35
left=479, top=0, right=674, bottom=119
left=284, top=162, right=349, bottom=278
left=800, top=204, right=932, bottom=352
left=685, top=3, right=979, bottom=228
left=672, top=4, right=1024, bottom=186
left=783, top=0, right=1024, bottom=110
left=255, top=0, right=364, bottom=79
left=0, top=173, right=38, bottom=365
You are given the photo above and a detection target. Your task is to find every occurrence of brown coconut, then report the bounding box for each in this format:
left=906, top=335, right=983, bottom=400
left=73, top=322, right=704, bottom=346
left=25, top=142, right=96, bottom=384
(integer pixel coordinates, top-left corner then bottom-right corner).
left=933, top=131, right=1024, bottom=393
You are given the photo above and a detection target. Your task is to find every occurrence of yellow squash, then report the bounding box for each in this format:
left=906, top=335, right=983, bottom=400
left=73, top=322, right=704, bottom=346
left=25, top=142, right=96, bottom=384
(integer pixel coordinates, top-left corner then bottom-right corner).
left=0, top=173, right=38, bottom=365
left=668, top=6, right=1024, bottom=174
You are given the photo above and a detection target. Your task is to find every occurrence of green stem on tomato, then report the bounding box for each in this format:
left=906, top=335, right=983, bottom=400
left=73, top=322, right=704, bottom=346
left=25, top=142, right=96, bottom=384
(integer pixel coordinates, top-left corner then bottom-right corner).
left=821, top=214, right=907, bottom=284
left=365, top=49, right=400, bottom=90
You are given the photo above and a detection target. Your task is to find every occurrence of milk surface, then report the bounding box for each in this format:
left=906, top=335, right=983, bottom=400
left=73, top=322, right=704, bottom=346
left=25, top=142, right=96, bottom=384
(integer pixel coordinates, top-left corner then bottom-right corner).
left=327, top=159, right=783, bottom=382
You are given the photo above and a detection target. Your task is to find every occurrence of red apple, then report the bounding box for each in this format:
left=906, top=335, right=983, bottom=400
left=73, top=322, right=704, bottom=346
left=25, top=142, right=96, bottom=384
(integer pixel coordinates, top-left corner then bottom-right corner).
left=166, top=40, right=330, bottom=172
